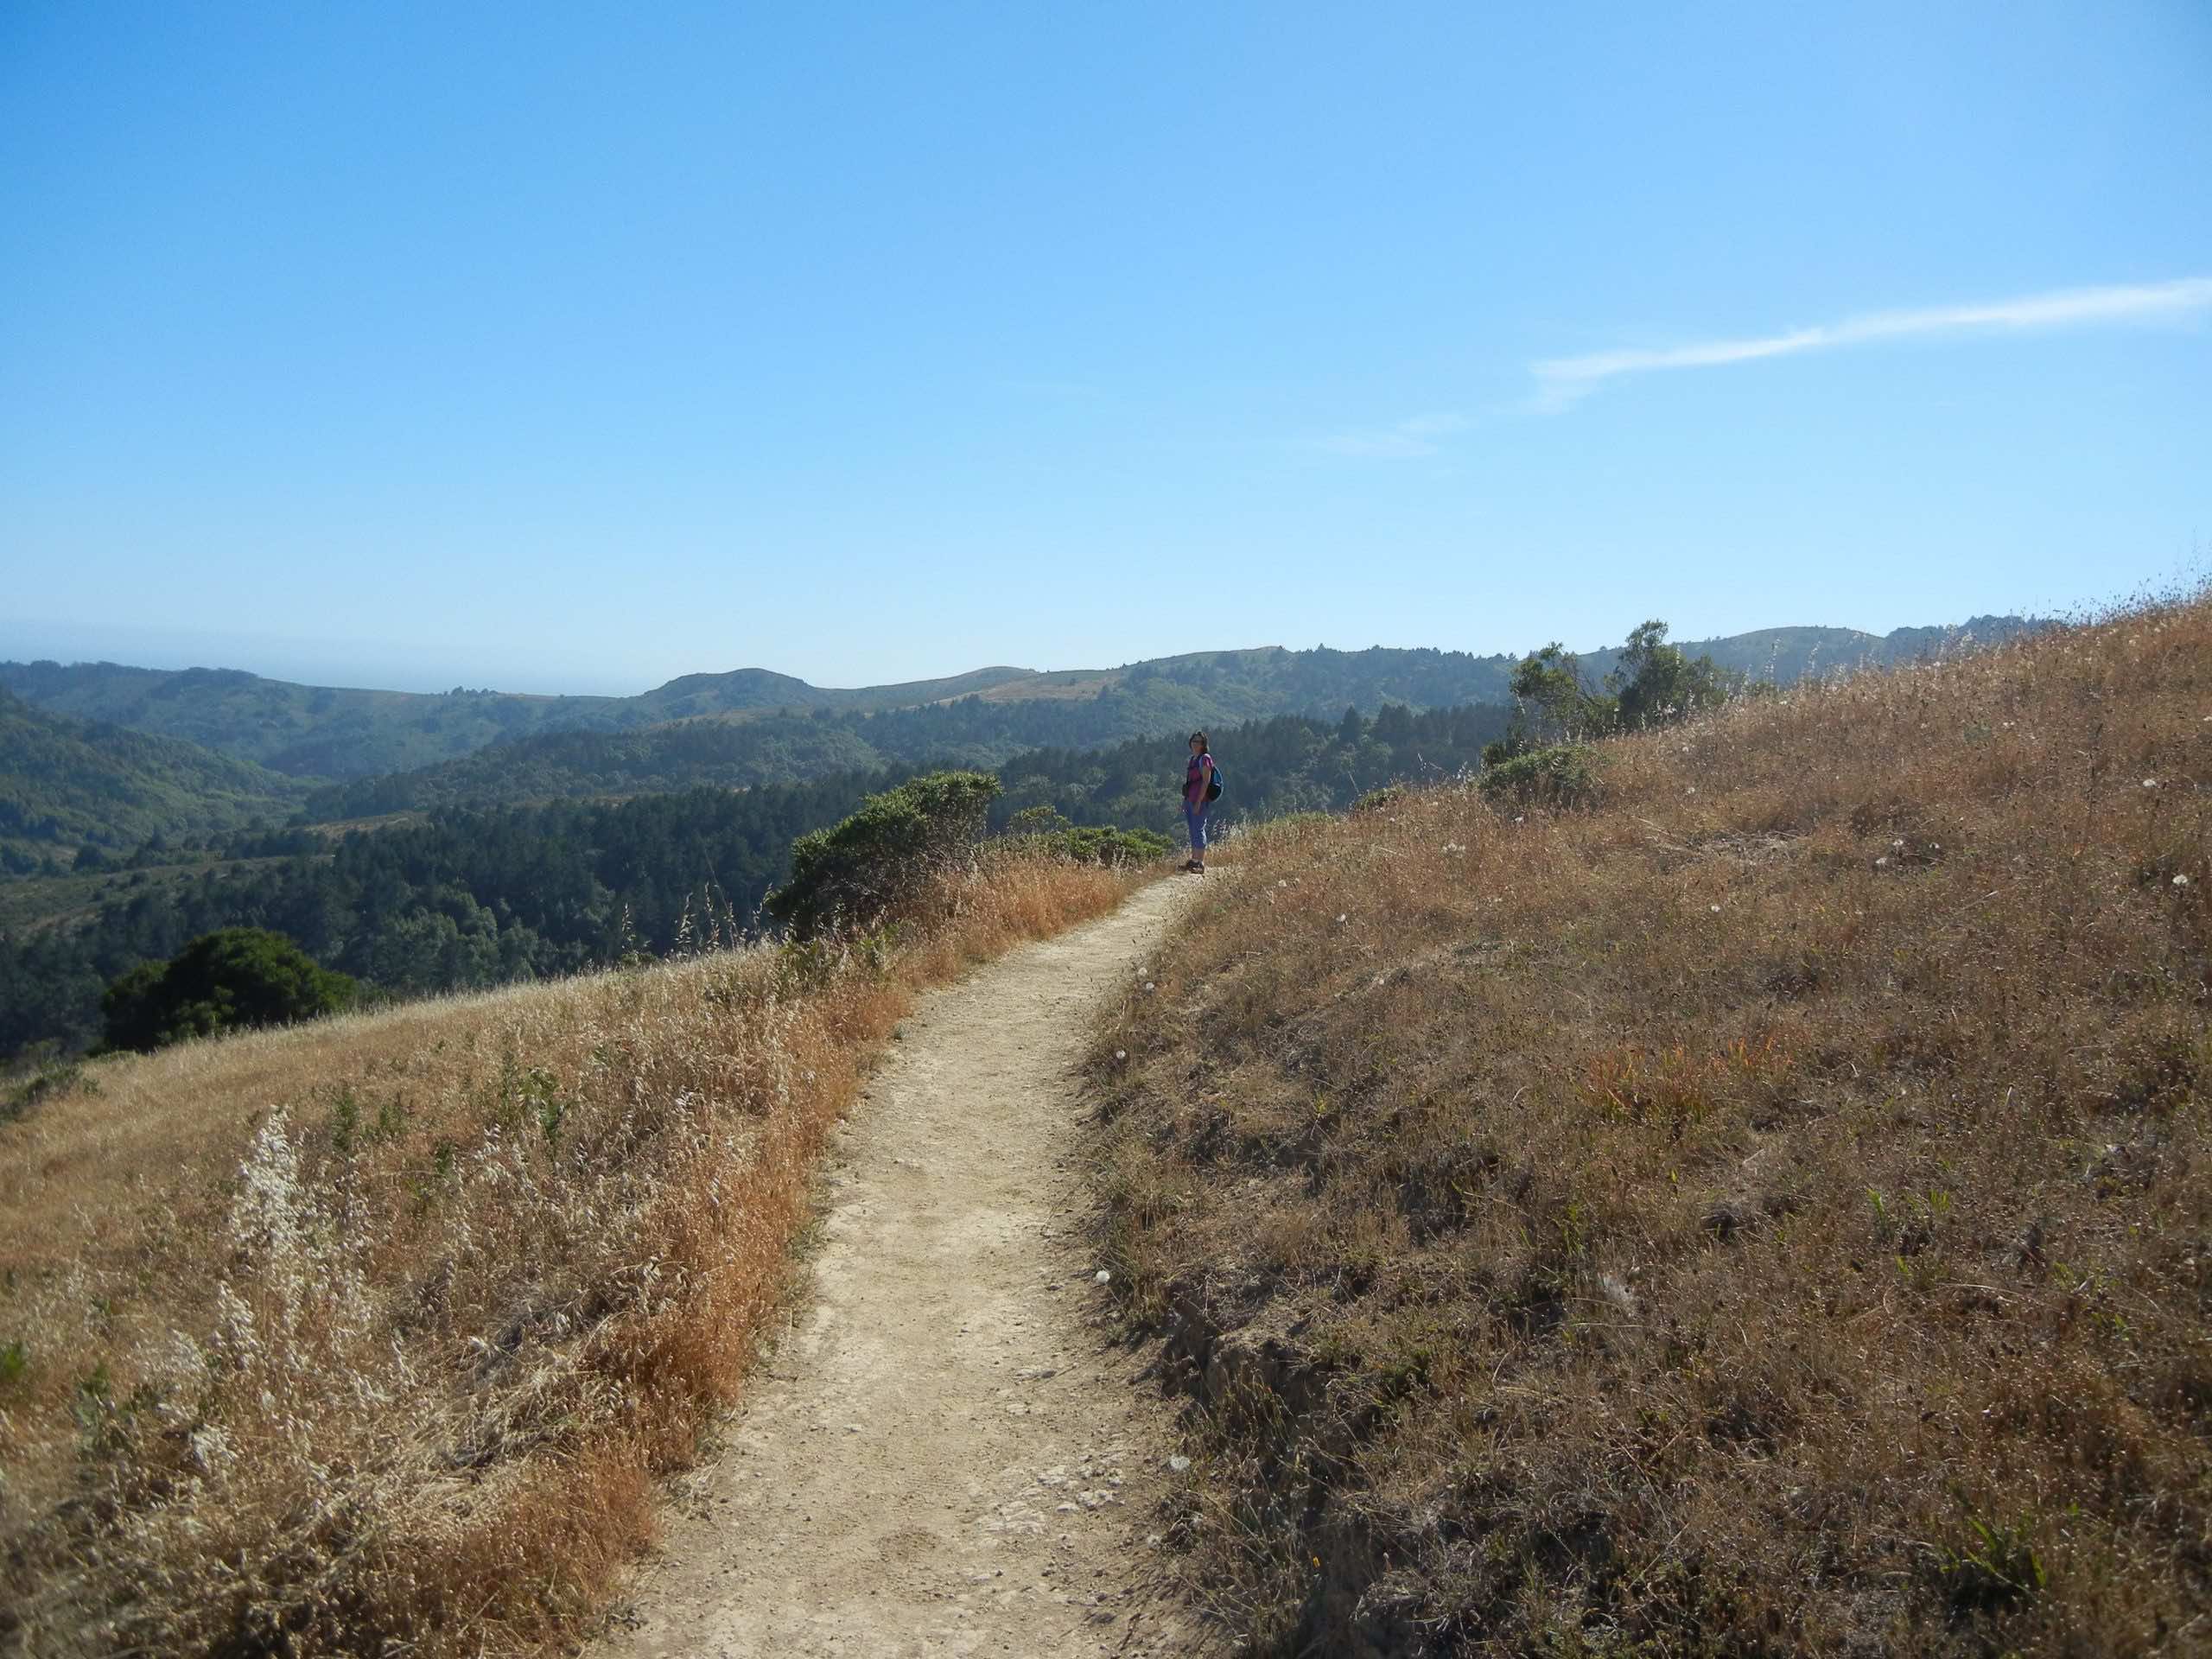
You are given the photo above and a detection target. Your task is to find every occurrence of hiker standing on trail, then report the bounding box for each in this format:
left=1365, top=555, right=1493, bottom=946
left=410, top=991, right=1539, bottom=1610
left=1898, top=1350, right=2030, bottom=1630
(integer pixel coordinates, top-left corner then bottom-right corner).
left=1182, top=732, right=1215, bottom=874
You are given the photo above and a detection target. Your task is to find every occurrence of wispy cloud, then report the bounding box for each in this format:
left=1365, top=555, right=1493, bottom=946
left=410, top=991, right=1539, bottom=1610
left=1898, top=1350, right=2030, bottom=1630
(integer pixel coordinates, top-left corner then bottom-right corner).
left=1311, top=410, right=1469, bottom=458
left=1531, top=276, right=2212, bottom=410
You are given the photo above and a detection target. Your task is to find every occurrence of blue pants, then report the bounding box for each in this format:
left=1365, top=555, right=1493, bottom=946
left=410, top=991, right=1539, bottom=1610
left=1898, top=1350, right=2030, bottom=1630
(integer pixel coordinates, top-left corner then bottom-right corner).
left=1185, top=803, right=1208, bottom=858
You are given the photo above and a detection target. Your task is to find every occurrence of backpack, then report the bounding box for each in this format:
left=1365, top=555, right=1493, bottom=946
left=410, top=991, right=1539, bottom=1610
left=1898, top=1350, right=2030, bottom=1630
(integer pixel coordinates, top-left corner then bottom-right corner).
left=1205, top=760, right=1223, bottom=803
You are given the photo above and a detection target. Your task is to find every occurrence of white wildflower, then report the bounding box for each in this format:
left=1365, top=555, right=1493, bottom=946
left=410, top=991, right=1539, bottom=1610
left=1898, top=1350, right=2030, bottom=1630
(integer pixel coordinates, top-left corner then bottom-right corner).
left=2177, top=874, right=2191, bottom=888
left=2144, top=778, right=2158, bottom=789
left=1335, top=913, right=1348, bottom=925
left=1115, top=1049, right=1127, bottom=1060
left=1709, top=904, right=1722, bottom=913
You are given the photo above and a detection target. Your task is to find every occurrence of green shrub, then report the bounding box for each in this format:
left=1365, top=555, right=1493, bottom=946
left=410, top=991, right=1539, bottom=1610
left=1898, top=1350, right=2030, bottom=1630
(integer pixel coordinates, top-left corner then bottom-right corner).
left=101, top=927, right=358, bottom=1052
left=1352, top=785, right=1406, bottom=814
left=766, top=770, right=1001, bottom=939
left=994, top=817, right=1170, bottom=868
left=1, top=1046, right=88, bottom=1125
left=1478, top=744, right=1599, bottom=808
left=1050, top=825, right=1173, bottom=866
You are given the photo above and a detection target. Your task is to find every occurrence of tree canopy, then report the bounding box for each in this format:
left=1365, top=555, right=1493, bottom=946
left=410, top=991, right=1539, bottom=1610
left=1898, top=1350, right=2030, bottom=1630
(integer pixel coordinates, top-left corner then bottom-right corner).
left=101, top=926, right=356, bottom=1052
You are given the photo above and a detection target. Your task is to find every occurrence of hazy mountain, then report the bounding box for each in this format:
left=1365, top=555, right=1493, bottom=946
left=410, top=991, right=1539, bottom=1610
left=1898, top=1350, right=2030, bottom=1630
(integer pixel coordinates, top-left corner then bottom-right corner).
left=1676, top=617, right=2039, bottom=683
left=0, top=659, right=1042, bottom=781
left=3, top=615, right=2037, bottom=795
left=0, top=690, right=307, bottom=872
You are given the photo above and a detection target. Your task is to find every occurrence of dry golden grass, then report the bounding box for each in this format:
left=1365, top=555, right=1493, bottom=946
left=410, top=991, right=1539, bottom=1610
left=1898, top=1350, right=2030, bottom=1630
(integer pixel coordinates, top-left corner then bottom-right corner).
left=0, top=849, right=1138, bottom=1657
left=1094, top=597, right=2212, bottom=1656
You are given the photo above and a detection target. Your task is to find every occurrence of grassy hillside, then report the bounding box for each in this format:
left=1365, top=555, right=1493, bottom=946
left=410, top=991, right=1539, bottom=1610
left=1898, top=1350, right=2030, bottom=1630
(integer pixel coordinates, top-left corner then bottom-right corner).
left=0, top=849, right=1136, bottom=1656
left=1095, top=599, right=2208, bottom=1654
left=4, top=617, right=2031, bottom=787
left=0, top=690, right=305, bottom=871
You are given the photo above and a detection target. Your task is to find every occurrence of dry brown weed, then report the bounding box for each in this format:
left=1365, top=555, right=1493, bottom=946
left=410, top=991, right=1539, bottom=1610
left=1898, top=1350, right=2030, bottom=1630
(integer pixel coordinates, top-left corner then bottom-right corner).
left=0, top=849, right=1136, bottom=1656
left=1095, top=599, right=2211, bottom=1656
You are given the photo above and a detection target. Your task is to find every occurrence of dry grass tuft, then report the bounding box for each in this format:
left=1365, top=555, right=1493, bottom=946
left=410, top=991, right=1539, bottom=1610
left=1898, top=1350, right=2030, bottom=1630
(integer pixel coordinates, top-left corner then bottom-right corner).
left=0, top=849, right=1136, bottom=1656
left=1094, top=597, right=2212, bottom=1655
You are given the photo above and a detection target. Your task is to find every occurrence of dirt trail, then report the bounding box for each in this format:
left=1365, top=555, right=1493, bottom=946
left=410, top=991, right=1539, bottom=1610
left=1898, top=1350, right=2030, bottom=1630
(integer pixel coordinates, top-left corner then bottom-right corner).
left=594, top=879, right=1207, bottom=1659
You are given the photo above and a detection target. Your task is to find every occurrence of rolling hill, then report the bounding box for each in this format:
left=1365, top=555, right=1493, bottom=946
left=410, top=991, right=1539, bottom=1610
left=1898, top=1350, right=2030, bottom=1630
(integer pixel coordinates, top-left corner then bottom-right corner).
left=0, top=691, right=307, bottom=872
left=1094, top=599, right=2208, bottom=1652
left=0, top=660, right=1039, bottom=780
left=3, top=616, right=2034, bottom=785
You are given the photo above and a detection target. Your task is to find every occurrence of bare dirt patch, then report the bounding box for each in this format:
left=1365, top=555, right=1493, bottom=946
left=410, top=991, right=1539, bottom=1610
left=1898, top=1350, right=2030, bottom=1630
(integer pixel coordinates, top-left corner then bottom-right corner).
left=594, top=877, right=1214, bottom=1659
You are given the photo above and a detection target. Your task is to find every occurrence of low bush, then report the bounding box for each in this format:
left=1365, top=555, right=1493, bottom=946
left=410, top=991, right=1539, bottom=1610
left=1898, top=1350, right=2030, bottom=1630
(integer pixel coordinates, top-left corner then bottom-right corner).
left=765, top=770, right=1001, bottom=938
left=996, top=804, right=1169, bottom=866
left=0, top=1046, right=88, bottom=1128
left=1475, top=741, right=1598, bottom=806
left=1045, top=824, right=1174, bottom=866
left=100, top=927, right=357, bottom=1052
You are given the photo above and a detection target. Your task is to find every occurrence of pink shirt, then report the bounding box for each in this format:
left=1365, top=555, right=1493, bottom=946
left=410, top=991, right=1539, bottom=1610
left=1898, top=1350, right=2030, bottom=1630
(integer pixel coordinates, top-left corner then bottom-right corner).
left=1185, top=752, right=1212, bottom=807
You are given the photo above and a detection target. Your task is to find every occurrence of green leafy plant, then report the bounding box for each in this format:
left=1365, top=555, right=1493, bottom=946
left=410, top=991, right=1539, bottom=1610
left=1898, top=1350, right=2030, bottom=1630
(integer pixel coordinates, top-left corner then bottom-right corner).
left=1478, top=744, right=1599, bottom=808
left=1937, top=1507, right=2048, bottom=1616
left=766, top=770, right=1002, bottom=938
left=100, top=927, right=356, bottom=1053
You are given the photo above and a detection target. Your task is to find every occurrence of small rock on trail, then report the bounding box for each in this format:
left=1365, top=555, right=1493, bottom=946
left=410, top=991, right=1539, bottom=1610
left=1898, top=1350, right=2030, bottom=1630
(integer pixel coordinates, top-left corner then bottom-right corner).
left=592, top=880, right=1208, bottom=1658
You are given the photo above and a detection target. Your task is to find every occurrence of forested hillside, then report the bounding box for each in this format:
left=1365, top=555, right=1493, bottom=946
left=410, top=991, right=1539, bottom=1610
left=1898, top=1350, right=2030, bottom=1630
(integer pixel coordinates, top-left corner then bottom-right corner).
left=0, top=700, right=1507, bottom=1062
left=299, top=674, right=1503, bottom=819
left=988, top=701, right=1511, bottom=833
left=0, top=775, right=885, bottom=1059
left=0, top=691, right=305, bottom=873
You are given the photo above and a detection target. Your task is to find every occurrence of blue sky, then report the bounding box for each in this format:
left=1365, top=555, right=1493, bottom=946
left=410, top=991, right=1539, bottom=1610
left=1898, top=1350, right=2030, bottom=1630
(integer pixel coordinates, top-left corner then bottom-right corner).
left=3, top=3, right=2207, bottom=695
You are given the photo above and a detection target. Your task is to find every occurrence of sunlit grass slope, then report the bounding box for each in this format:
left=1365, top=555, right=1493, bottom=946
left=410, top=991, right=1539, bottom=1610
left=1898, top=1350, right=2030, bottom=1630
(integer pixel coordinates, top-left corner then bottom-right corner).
left=1095, top=597, right=2210, bottom=1656
left=0, top=851, right=1137, bottom=1656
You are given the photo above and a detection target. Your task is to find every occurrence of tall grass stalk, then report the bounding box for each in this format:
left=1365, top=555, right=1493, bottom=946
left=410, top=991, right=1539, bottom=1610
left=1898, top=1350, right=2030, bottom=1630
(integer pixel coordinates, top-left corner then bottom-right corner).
left=1095, top=593, right=2212, bottom=1654
left=0, top=849, right=1136, bottom=1656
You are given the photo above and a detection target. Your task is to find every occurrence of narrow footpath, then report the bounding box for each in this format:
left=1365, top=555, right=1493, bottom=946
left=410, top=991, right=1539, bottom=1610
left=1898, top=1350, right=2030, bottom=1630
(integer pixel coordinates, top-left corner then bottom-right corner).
left=594, top=878, right=1207, bottom=1659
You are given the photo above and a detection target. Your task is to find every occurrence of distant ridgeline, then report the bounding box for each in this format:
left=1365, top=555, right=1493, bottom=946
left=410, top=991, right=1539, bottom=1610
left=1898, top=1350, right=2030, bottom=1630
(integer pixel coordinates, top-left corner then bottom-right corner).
left=0, top=616, right=2033, bottom=783
left=0, top=702, right=1509, bottom=1061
